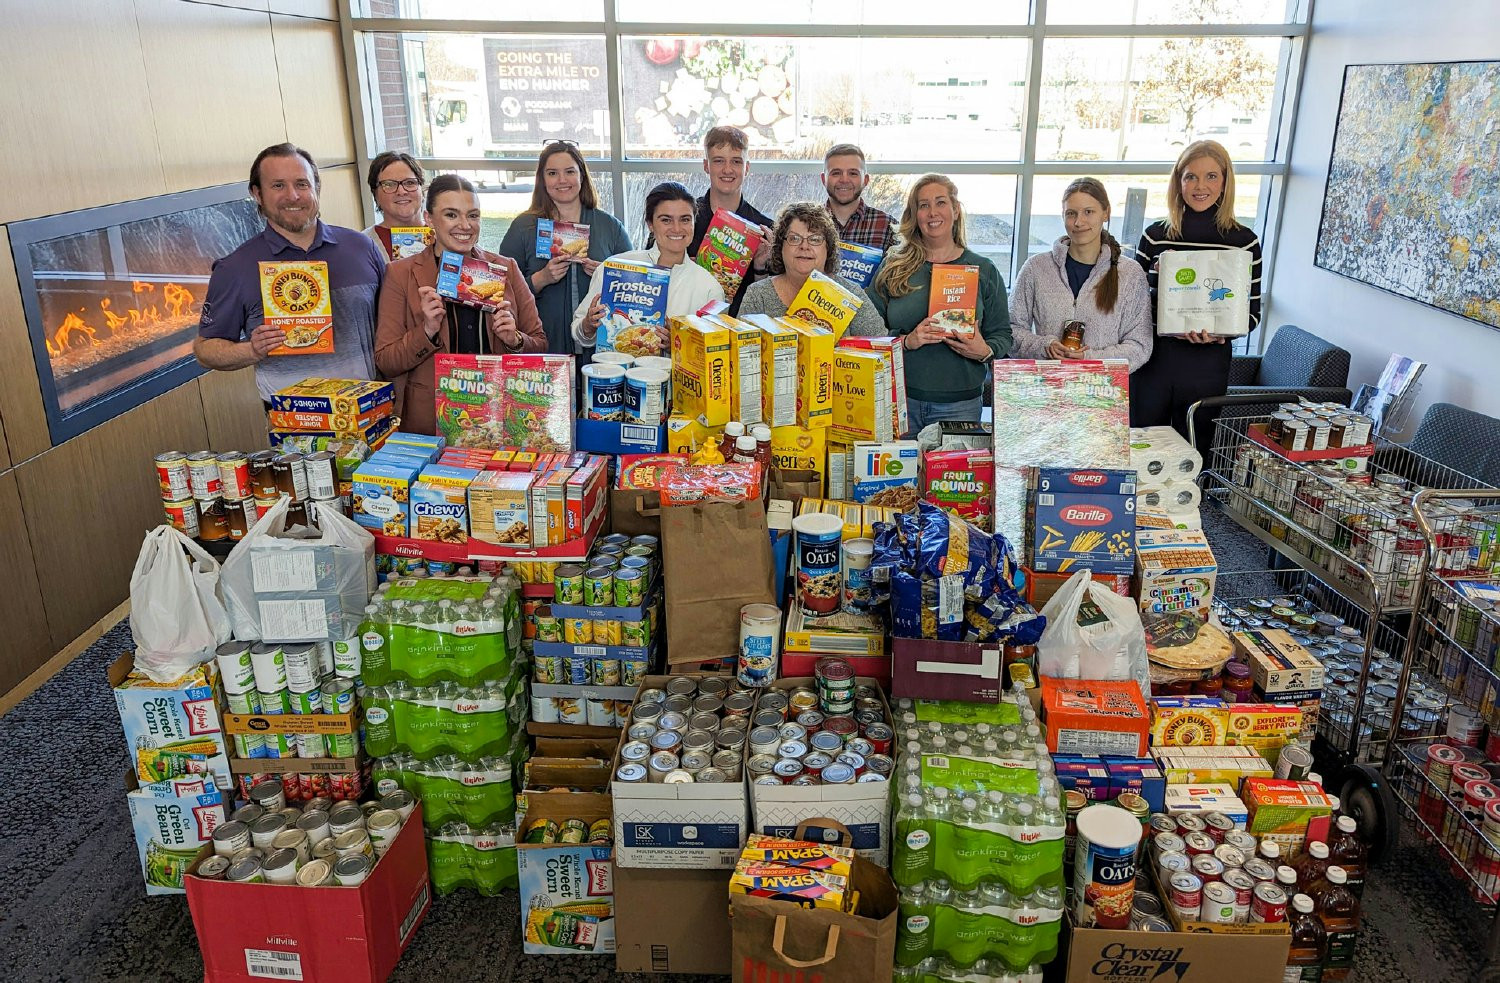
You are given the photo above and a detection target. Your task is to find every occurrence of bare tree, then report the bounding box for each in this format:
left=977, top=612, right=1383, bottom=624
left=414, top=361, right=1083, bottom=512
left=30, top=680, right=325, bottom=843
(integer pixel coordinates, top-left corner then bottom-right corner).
left=1137, top=1, right=1275, bottom=141
left=1040, top=45, right=1103, bottom=156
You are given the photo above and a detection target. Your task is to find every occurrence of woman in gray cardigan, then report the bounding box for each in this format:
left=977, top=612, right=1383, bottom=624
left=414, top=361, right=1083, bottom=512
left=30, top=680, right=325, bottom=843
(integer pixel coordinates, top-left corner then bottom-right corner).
left=498, top=141, right=632, bottom=357
left=739, top=201, right=887, bottom=337
left=1008, top=178, right=1152, bottom=371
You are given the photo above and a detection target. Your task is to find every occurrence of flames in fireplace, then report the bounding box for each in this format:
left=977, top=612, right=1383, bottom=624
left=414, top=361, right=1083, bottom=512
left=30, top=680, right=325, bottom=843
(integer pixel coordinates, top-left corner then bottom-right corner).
left=45, top=282, right=199, bottom=374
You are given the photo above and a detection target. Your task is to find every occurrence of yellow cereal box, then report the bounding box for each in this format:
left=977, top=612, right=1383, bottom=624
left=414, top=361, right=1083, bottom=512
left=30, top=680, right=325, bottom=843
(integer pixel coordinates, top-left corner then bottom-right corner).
left=741, top=314, right=799, bottom=428
left=838, top=336, right=908, bottom=437
left=468, top=470, right=537, bottom=546
left=708, top=313, right=763, bottom=425
left=260, top=261, right=333, bottom=355
left=772, top=425, right=827, bottom=491
left=785, top=269, right=864, bottom=339
left=787, top=319, right=834, bottom=430
left=1226, top=703, right=1303, bottom=766
left=666, top=414, right=712, bottom=455
left=1149, top=699, right=1229, bottom=747
left=830, top=348, right=894, bottom=443
left=671, top=315, right=732, bottom=427
left=827, top=440, right=854, bottom=501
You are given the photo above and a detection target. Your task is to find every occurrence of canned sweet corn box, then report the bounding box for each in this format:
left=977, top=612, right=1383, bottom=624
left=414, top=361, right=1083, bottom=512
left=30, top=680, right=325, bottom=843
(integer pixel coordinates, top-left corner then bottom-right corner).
left=830, top=348, right=894, bottom=443
left=670, top=315, right=732, bottom=427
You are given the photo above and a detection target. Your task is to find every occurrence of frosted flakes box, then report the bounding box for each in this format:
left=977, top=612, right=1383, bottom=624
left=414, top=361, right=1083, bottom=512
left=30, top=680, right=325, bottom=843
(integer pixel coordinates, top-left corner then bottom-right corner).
left=411, top=464, right=479, bottom=544
left=695, top=208, right=765, bottom=298
left=434, top=353, right=575, bottom=452
left=536, top=219, right=591, bottom=261
left=598, top=259, right=670, bottom=358
left=836, top=241, right=884, bottom=290
left=786, top=269, right=864, bottom=339
left=260, top=261, right=333, bottom=355
left=389, top=226, right=433, bottom=260
left=437, top=250, right=510, bottom=311
left=269, top=378, right=394, bottom=418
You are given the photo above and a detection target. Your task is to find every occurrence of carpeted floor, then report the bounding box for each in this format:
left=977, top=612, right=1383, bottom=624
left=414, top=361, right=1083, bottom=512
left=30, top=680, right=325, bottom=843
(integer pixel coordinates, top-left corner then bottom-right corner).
left=0, top=501, right=1488, bottom=981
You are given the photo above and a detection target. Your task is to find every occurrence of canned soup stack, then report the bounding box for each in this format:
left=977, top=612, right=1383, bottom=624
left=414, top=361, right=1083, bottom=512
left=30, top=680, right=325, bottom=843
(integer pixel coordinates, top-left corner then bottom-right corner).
left=194, top=778, right=415, bottom=887
left=615, top=676, right=753, bottom=785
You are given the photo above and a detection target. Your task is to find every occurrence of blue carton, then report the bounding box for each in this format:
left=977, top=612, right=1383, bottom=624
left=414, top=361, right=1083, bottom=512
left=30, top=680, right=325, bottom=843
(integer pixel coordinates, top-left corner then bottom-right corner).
left=597, top=260, right=670, bottom=357
left=1103, top=755, right=1167, bottom=813
left=575, top=418, right=665, bottom=455
left=353, top=458, right=423, bottom=535
left=1029, top=467, right=1138, bottom=574
left=836, top=241, right=884, bottom=289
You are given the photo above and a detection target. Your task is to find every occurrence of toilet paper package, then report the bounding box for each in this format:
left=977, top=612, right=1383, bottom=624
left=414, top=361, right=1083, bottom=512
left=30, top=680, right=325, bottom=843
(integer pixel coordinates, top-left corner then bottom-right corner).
left=1129, top=427, right=1202, bottom=482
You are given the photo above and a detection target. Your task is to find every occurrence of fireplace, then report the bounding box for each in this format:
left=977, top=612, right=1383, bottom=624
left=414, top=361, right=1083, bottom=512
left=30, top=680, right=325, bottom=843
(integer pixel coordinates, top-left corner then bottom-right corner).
left=9, top=183, right=265, bottom=445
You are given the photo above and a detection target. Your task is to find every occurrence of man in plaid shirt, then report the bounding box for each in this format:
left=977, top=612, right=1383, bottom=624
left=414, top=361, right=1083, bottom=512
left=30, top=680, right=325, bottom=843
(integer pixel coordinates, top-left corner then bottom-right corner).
left=821, top=143, right=897, bottom=253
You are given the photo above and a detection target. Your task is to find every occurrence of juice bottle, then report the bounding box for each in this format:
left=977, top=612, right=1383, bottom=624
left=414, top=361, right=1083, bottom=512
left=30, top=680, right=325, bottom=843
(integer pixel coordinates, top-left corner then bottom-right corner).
left=1294, top=840, right=1331, bottom=894
left=1316, top=867, right=1360, bottom=981
left=1284, top=893, right=1326, bottom=982
left=1327, top=815, right=1367, bottom=896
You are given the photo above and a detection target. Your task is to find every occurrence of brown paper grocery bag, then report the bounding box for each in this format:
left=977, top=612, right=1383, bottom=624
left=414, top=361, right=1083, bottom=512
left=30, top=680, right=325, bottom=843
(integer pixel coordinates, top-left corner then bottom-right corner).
left=767, top=467, right=823, bottom=509
left=660, top=499, right=775, bottom=666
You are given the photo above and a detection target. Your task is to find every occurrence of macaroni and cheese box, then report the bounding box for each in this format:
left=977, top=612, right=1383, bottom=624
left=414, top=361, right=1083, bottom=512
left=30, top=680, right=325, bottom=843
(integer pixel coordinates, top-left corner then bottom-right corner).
left=536, top=219, right=591, bottom=261
left=717, top=313, right=763, bottom=425
left=411, top=464, right=478, bottom=545
left=270, top=378, right=394, bottom=417
left=837, top=241, right=884, bottom=290
left=928, top=264, right=979, bottom=339
left=851, top=440, right=921, bottom=508
left=743, top=314, right=799, bottom=428
left=599, top=259, right=670, bottom=358
left=1136, top=528, right=1217, bottom=619
left=1040, top=677, right=1149, bottom=757
left=923, top=448, right=995, bottom=532
left=389, top=226, right=433, bottom=261
left=786, top=269, right=864, bottom=339
left=468, top=470, right=537, bottom=546
left=837, top=336, right=908, bottom=437
left=695, top=209, right=764, bottom=298
left=1234, top=628, right=1324, bottom=696
left=671, top=315, right=732, bottom=427
left=1028, top=467, right=1138, bottom=575
left=353, top=459, right=422, bottom=536
left=830, top=347, right=894, bottom=442
left=789, top=319, right=835, bottom=430
left=260, top=261, right=334, bottom=355
left=1153, top=748, right=1274, bottom=786
left=436, top=250, right=510, bottom=312
left=771, top=425, right=828, bottom=492
left=1163, top=783, right=1249, bottom=826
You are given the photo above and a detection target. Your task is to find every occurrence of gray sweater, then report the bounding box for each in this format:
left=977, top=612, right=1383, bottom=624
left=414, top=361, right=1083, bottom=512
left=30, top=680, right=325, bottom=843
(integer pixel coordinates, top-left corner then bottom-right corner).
left=739, top=274, right=888, bottom=337
left=1008, top=236, right=1153, bottom=371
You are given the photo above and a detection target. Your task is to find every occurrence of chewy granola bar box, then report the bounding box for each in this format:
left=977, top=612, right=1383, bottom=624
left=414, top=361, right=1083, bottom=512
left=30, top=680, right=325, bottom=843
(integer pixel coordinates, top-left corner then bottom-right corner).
left=411, top=464, right=479, bottom=544
left=695, top=209, right=765, bottom=298
left=260, top=261, right=333, bottom=355
left=389, top=226, right=433, bottom=260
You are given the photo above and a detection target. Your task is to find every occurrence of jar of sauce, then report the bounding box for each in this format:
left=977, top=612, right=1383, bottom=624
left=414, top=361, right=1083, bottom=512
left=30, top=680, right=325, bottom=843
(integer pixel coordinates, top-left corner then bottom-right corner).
left=1223, top=661, right=1255, bottom=703
left=1059, top=320, right=1087, bottom=353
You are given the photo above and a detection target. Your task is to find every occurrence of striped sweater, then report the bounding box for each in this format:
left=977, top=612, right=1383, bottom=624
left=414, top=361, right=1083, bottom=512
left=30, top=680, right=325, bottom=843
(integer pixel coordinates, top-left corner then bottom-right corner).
left=1134, top=207, right=1263, bottom=336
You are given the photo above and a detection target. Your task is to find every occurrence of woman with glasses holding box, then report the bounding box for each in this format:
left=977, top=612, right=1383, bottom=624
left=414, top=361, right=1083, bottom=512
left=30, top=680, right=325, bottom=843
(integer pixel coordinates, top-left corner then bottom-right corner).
left=738, top=202, right=887, bottom=337
left=362, top=151, right=427, bottom=263
left=499, top=140, right=633, bottom=357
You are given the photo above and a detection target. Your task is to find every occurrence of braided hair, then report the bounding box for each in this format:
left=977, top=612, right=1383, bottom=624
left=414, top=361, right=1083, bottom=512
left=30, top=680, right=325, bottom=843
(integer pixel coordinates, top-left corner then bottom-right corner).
left=1062, top=177, right=1120, bottom=315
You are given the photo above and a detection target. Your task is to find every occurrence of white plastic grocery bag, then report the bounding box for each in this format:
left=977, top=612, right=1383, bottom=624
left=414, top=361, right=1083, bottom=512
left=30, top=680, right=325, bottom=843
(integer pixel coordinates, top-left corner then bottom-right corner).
left=128, top=525, right=231, bottom=683
left=1036, top=570, right=1151, bottom=698
left=1156, top=249, right=1252, bottom=337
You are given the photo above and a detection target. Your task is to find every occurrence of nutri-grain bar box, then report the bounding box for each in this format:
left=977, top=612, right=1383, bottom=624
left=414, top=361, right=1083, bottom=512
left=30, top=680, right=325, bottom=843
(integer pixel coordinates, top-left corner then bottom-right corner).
left=436, top=250, right=510, bottom=312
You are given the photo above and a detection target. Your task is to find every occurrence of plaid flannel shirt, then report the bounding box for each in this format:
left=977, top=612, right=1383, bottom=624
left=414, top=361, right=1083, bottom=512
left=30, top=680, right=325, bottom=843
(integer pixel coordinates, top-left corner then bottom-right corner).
left=828, top=199, right=898, bottom=253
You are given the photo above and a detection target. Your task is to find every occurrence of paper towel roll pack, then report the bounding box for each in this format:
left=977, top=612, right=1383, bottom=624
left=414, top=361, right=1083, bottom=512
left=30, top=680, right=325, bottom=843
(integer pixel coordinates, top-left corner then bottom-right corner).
left=1129, top=426, right=1203, bottom=481
left=1135, top=480, right=1201, bottom=513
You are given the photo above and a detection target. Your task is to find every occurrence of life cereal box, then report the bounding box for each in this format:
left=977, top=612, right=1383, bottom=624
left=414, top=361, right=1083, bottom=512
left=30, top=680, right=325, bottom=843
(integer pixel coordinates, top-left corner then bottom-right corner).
left=536, top=219, right=591, bottom=261
left=928, top=264, right=979, bottom=339
left=434, top=354, right=575, bottom=452
left=260, top=261, right=333, bottom=355
left=352, top=458, right=422, bottom=536
left=269, top=378, right=394, bottom=418
left=695, top=208, right=765, bottom=298
left=786, top=269, right=864, bottom=339
left=670, top=314, right=731, bottom=428
left=436, top=250, right=510, bottom=312
left=411, top=464, right=479, bottom=545
left=598, top=259, right=670, bottom=358
left=742, top=314, right=798, bottom=428
left=829, top=347, right=894, bottom=443
left=838, top=336, right=908, bottom=438
left=836, top=241, right=884, bottom=290
left=924, top=448, right=995, bottom=532
left=389, top=226, right=433, bottom=261
left=851, top=440, right=922, bottom=509
left=788, top=319, right=835, bottom=430
left=469, top=470, right=538, bottom=546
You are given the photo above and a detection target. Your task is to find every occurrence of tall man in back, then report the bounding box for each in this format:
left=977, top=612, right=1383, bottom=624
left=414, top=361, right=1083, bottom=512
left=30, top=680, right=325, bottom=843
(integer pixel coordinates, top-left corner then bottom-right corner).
left=195, top=142, right=386, bottom=402
left=689, top=125, right=773, bottom=316
left=822, top=143, right=897, bottom=253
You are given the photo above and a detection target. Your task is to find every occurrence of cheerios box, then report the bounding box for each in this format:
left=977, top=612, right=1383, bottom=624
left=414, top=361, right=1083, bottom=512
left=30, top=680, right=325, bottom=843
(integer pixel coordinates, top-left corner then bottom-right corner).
left=851, top=440, right=921, bottom=507
left=830, top=348, right=894, bottom=443
left=788, top=319, right=835, bottom=430
left=786, top=269, right=863, bottom=340
left=411, top=465, right=479, bottom=544
left=742, top=314, right=799, bottom=428
left=771, top=425, right=827, bottom=491
left=353, top=459, right=422, bottom=536
left=670, top=315, right=731, bottom=428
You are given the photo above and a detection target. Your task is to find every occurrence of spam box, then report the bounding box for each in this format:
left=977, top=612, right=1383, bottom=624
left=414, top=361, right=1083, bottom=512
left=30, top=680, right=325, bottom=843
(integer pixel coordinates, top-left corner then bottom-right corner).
left=830, top=347, right=894, bottom=443
left=261, top=260, right=333, bottom=355
left=436, top=249, right=509, bottom=312
left=1136, top=528, right=1217, bottom=619
left=1150, top=696, right=1229, bottom=747
left=851, top=440, right=922, bottom=509
left=353, top=458, right=422, bottom=536
left=741, top=834, right=855, bottom=877
left=270, top=378, right=395, bottom=418
left=1040, top=677, right=1149, bottom=758
left=928, top=263, right=979, bottom=338
left=729, top=860, right=849, bottom=912
left=838, top=336, right=908, bottom=437
left=1162, top=782, right=1248, bottom=826
left=1242, top=777, right=1334, bottom=856
left=836, top=241, right=883, bottom=290
left=411, top=464, right=478, bottom=544
left=671, top=314, right=732, bottom=427
left=787, top=269, right=864, bottom=339
left=1028, top=467, right=1137, bottom=574
left=789, top=319, right=835, bottom=430
left=1234, top=628, right=1324, bottom=696
left=742, top=314, right=798, bottom=428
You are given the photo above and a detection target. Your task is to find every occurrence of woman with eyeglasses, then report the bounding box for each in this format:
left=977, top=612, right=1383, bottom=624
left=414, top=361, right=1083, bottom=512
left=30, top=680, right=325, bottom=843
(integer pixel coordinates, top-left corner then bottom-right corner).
left=362, top=151, right=427, bottom=263
left=499, top=141, right=633, bottom=357
left=738, top=202, right=887, bottom=336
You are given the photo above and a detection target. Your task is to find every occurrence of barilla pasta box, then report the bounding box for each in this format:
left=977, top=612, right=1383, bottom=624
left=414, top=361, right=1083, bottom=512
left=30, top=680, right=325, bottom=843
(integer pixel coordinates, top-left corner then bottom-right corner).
left=786, top=269, right=864, bottom=339
left=1136, top=528, right=1217, bottom=619
left=260, top=261, right=333, bottom=355
left=535, top=219, right=591, bottom=261
left=740, top=835, right=855, bottom=877
left=695, top=208, right=765, bottom=298
left=924, top=448, right=995, bottom=532
left=1149, top=696, right=1230, bottom=747
left=837, top=241, right=884, bottom=290
left=389, top=226, right=433, bottom=260
left=742, top=313, right=799, bottom=428
left=468, top=470, right=537, bottom=546
left=1039, top=676, right=1149, bottom=757
left=830, top=347, right=894, bottom=443
left=436, top=250, right=510, bottom=312
left=1028, top=467, right=1138, bottom=575
left=111, top=657, right=230, bottom=790
left=837, top=336, right=908, bottom=437
left=599, top=259, right=670, bottom=358
left=788, top=319, right=835, bottom=430
left=353, top=458, right=422, bottom=536
left=928, top=263, right=979, bottom=338
left=1234, top=628, right=1324, bottom=696
left=127, top=778, right=226, bottom=895
left=852, top=440, right=921, bottom=508
left=771, top=425, right=827, bottom=491
left=269, top=378, right=394, bottom=418
left=671, top=314, right=732, bottom=427
left=411, top=464, right=479, bottom=544
left=729, top=861, right=848, bottom=911
left=713, top=312, right=763, bottom=425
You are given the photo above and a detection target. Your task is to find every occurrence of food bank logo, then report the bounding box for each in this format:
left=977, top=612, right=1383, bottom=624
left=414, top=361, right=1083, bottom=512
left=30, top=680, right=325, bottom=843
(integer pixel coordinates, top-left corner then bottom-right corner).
left=1090, top=942, right=1191, bottom=980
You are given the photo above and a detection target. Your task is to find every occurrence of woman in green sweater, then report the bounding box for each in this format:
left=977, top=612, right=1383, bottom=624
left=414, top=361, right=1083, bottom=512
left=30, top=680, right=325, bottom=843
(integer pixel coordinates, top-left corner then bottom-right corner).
left=869, top=174, right=1011, bottom=436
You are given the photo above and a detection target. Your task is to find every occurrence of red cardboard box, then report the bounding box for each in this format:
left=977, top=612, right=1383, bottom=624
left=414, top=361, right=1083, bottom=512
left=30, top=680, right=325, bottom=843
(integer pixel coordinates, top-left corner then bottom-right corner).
left=186, top=805, right=431, bottom=983
left=891, top=636, right=1005, bottom=703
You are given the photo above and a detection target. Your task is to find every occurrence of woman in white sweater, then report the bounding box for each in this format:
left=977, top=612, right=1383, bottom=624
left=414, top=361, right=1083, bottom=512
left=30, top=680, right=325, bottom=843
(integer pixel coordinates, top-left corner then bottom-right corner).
left=1008, top=178, right=1152, bottom=371
left=571, top=181, right=725, bottom=352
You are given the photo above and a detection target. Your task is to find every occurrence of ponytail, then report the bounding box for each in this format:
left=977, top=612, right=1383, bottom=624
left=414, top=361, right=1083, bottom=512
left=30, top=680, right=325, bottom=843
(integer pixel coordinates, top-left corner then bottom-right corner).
left=1096, top=230, right=1121, bottom=315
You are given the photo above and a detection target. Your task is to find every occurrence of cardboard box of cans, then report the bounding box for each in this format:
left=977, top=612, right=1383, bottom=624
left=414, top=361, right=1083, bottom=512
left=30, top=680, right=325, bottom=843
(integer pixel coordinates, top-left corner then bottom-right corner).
left=516, top=791, right=616, bottom=955
left=111, top=653, right=233, bottom=792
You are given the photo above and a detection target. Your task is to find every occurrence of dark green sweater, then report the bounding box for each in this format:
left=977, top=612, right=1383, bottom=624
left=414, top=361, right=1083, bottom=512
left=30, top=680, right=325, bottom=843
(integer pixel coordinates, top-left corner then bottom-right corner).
left=868, top=248, right=1012, bottom=403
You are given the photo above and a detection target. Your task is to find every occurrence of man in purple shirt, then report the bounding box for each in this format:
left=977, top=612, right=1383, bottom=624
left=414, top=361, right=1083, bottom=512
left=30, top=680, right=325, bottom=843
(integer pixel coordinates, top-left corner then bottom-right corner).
left=194, top=142, right=385, bottom=400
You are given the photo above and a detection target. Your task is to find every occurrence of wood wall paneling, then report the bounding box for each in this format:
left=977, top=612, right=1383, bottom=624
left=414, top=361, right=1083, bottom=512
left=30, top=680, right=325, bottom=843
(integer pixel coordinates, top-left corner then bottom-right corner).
left=0, top=471, right=52, bottom=696
left=137, top=0, right=286, bottom=194
left=0, top=228, right=51, bottom=465
left=15, top=382, right=210, bottom=651
left=272, top=15, right=357, bottom=168
left=197, top=368, right=270, bottom=453
left=269, top=0, right=338, bottom=20
left=0, top=0, right=166, bottom=225
left=317, top=164, right=365, bottom=230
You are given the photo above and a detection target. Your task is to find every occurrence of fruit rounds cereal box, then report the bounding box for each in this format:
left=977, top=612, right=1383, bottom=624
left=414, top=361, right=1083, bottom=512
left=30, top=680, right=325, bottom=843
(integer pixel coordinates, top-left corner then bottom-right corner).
left=695, top=209, right=764, bottom=298
left=924, top=448, right=995, bottom=532
left=434, top=354, right=575, bottom=452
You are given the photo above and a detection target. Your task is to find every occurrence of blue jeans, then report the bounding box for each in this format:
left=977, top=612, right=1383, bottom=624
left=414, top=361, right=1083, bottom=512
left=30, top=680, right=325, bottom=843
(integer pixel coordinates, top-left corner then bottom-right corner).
left=904, top=396, right=984, bottom=438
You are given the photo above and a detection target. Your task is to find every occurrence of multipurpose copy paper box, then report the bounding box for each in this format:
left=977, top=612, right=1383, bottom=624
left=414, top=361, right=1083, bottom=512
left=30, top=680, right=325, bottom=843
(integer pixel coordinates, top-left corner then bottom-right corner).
left=517, top=792, right=615, bottom=955
left=260, top=261, right=333, bottom=355
left=750, top=677, right=893, bottom=865
left=436, top=249, right=509, bottom=311
left=1062, top=917, right=1289, bottom=983
left=611, top=675, right=750, bottom=869
left=742, top=314, right=799, bottom=428
left=789, top=319, right=835, bottom=430
left=599, top=259, right=670, bottom=358
left=1235, top=628, right=1324, bottom=696
left=1135, top=528, right=1217, bottom=619
left=111, top=654, right=231, bottom=791
left=928, top=263, right=979, bottom=338
left=187, top=804, right=431, bottom=983
left=836, top=240, right=883, bottom=290
left=830, top=347, right=895, bottom=443
left=670, top=314, right=732, bottom=427
left=126, top=773, right=226, bottom=895
left=838, top=336, right=908, bottom=437
left=786, top=269, right=864, bottom=339
left=1040, top=677, right=1149, bottom=757
left=613, top=865, right=732, bottom=975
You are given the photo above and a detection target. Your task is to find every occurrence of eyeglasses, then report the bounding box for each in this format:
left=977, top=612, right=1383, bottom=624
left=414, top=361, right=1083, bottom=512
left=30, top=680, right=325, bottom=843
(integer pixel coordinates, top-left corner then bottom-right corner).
left=544, top=139, right=579, bottom=149
left=784, top=234, right=826, bottom=246
left=377, top=179, right=423, bottom=193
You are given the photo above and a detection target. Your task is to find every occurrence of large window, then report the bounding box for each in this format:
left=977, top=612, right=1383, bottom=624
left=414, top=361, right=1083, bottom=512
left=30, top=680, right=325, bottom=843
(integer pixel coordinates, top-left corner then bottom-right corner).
left=345, top=2, right=1308, bottom=349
